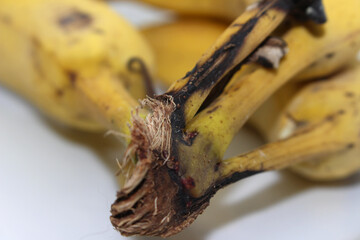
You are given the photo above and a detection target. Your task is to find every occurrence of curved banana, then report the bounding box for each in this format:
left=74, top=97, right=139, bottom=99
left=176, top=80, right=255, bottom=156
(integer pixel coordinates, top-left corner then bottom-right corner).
left=220, top=64, right=360, bottom=183
left=0, top=0, right=153, bottom=134
left=271, top=64, right=360, bottom=181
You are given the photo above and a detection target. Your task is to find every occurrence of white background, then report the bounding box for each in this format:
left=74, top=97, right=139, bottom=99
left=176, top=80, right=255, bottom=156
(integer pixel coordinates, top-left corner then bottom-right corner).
left=1, top=2, right=360, bottom=240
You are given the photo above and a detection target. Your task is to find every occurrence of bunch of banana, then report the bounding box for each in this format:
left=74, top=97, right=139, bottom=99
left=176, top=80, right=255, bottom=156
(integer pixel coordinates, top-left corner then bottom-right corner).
left=141, top=17, right=360, bottom=173
left=111, top=0, right=360, bottom=237
left=2, top=0, right=360, bottom=238
left=224, top=64, right=360, bottom=181
left=0, top=0, right=153, bottom=137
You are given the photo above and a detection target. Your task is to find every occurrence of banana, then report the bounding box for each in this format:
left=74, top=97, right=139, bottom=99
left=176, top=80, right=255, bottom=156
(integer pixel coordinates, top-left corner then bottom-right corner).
left=247, top=63, right=360, bottom=182
left=137, top=0, right=257, bottom=21
left=270, top=64, right=360, bottom=181
left=142, top=15, right=360, bottom=182
left=143, top=17, right=359, bottom=88
left=142, top=14, right=360, bottom=182
left=111, top=0, right=336, bottom=237
left=0, top=0, right=153, bottom=134
left=221, top=64, right=360, bottom=182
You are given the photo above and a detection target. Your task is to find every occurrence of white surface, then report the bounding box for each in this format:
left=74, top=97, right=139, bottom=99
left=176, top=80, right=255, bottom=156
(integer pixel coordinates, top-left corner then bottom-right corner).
left=1, top=2, right=360, bottom=240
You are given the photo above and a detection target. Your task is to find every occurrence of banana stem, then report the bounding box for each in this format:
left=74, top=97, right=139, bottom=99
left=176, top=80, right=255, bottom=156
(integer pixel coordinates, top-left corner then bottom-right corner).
left=217, top=112, right=352, bottom=185
left=76, top=68, right=140, bottom=138
left=128, top=57, right=156, bottom=97
left=167, top=0, right=289, bottom=127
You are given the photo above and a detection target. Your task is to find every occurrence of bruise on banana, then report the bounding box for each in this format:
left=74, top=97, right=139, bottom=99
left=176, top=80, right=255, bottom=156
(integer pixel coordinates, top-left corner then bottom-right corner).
left=58, top=9, right=92, bottom=31
left=110, top=0, right=326, bottom=237
left=0, top=14, right=12, bottom=25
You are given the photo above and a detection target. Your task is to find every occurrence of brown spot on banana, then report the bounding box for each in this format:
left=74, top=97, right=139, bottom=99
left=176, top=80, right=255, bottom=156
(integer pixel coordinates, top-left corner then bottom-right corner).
left=0, top=14, right=12, bottom=25
left=67, top=71, right=77, bottom=86
left=345, top=91, right=355, bottom=98
left=55, top=89, right=64, bottom=97
left=58, top=9, right=92, bottom=31
left=326, top=52, right=335, bottom=59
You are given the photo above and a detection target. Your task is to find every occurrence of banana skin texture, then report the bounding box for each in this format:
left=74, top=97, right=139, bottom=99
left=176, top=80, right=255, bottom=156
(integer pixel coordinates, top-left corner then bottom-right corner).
left=0, top=0, right=154, bottom=134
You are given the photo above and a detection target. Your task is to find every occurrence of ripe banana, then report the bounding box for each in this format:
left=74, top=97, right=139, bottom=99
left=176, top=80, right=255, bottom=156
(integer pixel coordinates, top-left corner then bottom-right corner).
left=111, top=0, right=336, bottom=237
left=137, top=0, right=257, bottom=21
left=222, top=64, right=360, bottom=182
left=270, top=64, right=360, bottom=181
left=0, top=0, right=153, bottom=135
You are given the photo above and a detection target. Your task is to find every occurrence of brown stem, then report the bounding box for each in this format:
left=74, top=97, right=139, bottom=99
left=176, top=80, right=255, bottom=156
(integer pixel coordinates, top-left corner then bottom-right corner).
left=216, top=111, right=352, bottom=187
left=128, top=57, right=156, bottom=97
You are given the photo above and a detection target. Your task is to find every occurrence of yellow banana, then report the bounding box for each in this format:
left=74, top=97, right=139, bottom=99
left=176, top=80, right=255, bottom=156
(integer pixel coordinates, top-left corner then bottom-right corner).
left=111, top=0, right=336, bottom=237
left=0, top=0, right=153, bottom=134
left=137, top=0, right=257, bottom=21
left=221, top=64, right=360, bottom=182
left=269, top=64, right=360, bottom=181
